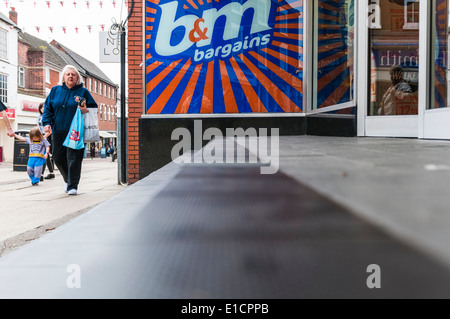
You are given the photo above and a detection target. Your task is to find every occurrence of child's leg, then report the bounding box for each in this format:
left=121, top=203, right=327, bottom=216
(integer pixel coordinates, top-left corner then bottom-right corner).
left=28, top=157, right=43, bottom=184
left=27, top=158, right=39, bottom=184
left=34, top=161, right=44, bottom=182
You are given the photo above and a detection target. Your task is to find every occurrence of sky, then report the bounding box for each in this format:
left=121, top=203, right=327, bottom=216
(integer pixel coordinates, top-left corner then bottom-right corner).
left=0, top=0, right=131, bottom=85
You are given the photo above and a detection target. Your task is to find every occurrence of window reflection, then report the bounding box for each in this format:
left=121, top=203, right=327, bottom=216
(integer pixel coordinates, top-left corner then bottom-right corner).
left=431, top=0, right=449, bottom=109
left=369, top=0, right=419, bottom=116
left=315, top=0, right=354, bottom=109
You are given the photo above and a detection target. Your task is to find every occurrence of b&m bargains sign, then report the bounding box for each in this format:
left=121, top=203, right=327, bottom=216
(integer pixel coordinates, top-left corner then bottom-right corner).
left=145, top=0, right=304, bottom=114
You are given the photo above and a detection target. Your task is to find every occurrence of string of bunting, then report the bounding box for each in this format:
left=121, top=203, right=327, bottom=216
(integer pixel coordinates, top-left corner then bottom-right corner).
left=2, top=0, right=126, bottom=9
left=30, top=24, right=108, bottom=34
left=3, top=0, right=126, bottom=35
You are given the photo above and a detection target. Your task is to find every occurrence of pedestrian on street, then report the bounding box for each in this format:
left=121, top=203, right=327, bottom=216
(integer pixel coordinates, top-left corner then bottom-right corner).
left=42, top=65, right=98, bottom=195
left=13, top=127, right=50, bottom=186
left=90, top=143, right=96, bottom=159
left=37, top=102, right=55, bottom=181
left=1, top=101, right=14, bottom=137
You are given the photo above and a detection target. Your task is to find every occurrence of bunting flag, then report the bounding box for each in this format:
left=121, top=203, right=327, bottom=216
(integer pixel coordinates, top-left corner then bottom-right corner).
left=35, top=26, right=40, bottom=33
left=59, top=1, right=64, bottom=6
left=62, top=26, right=66, bottom=33
left=48, top=26, right=53, bottom=33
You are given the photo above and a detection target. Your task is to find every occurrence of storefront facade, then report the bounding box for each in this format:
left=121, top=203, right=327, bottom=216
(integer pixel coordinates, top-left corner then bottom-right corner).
left=127, top=0, right=450, bottom=182
left=359, top=0, right=450, bottom=139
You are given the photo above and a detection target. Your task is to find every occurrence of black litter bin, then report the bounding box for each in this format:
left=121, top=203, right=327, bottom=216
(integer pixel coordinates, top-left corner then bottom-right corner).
left=13, top=130, right=29, bottom=172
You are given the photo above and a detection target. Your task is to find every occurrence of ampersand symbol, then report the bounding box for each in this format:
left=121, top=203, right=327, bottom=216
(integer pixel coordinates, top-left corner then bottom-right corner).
left=189, top=18, right=209, bottom=43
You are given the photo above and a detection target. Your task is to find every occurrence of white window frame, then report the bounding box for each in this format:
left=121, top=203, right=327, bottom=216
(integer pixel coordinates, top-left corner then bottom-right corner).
left=18, top=67, right=25, bottom=88
left=45, top=68, right=50, bottom=84
left=307, top=0, right=357, bottom=115
left=357, top=0, right=428, bottom=138
left=0, top=29, right=7, bottom=61
left=0, top=73, right=8, bottom=104
left=404, top=0, right=420, bottom=30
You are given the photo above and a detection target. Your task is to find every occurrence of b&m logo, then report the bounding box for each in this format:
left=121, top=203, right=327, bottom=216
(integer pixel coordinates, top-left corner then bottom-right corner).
left=145, top=0, right=304, bottom=115
left=151, top=0, right=275, bottom=63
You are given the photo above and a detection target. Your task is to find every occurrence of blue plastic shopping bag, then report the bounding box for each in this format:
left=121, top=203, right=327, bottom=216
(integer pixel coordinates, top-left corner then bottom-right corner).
left=63, top=108, right=85, bottom=150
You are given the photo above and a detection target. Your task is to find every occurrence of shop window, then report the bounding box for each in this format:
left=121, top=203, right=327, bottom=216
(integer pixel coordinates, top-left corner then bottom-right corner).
left=431, top=0, right=449, bottom=109
left=314, top=0, right=354, bottom=110
left=368, top=0, right=419, bottom=116
left=144, top=0, right=303, bottom=114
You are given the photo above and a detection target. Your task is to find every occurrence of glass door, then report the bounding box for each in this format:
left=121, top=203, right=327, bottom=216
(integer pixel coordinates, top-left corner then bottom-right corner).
left=362, top=0, right=421, bottom=137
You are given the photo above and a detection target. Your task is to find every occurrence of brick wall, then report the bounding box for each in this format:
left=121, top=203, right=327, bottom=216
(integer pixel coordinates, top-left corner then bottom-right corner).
left=18, top=41, right=46, bottom=97
left=127, top=0, right=143, bottom=184
left=27, top=51, right=45, bottom=94
left=46, top=69, right=61, bottom=90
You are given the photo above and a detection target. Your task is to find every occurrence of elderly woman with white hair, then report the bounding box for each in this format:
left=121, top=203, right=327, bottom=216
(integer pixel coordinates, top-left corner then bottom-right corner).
left=42, top=65, right=98, bottom=195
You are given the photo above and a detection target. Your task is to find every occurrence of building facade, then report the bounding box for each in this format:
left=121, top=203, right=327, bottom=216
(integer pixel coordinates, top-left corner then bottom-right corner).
left=0, top=11, right=19, bottom=162
left=124, top=0, right=450, bottom=183
left=17, top=32, right=66, bottom=133
left=0, top=7, right=119, bottom=162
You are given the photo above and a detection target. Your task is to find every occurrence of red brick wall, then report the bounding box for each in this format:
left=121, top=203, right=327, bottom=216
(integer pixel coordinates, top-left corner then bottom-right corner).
left=88, top=77, right=118, bottom=132
left=46, top=69, right=61, bottom=90
left=18, top=41, right=46, bottom=97
left=127, top=0, right=143, bottom=184
left=18, top=42, right=28, bottom=65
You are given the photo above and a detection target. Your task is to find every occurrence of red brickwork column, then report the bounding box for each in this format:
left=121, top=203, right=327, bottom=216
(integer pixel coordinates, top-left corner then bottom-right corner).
left=127, top=0, right=143, bottom=184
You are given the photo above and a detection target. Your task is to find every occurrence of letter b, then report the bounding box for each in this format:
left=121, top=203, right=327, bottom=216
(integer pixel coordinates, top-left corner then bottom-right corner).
left=154, top=1, right=198, bottom=56
left=194, top=49, right=204, bottom=62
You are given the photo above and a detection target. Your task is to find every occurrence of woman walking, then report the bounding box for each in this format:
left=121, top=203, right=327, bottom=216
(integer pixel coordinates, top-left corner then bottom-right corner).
left=42, top=65, right=98, bottom=195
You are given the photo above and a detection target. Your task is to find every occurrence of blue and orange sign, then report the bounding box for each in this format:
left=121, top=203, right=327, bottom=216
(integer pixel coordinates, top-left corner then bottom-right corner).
left=145, top=0, right=304, bottom=114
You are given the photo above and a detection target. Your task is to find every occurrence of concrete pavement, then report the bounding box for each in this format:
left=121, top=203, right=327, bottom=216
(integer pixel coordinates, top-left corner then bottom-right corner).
left=0, top=157, right=125, bottom=256
left=2, top=136, right=450, bottom=297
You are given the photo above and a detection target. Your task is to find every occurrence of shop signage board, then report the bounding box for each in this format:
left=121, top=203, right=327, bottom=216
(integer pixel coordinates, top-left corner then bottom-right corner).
left=145, top=0, right=304, bottom=114
left=0, top=108, right=15, bottom=119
